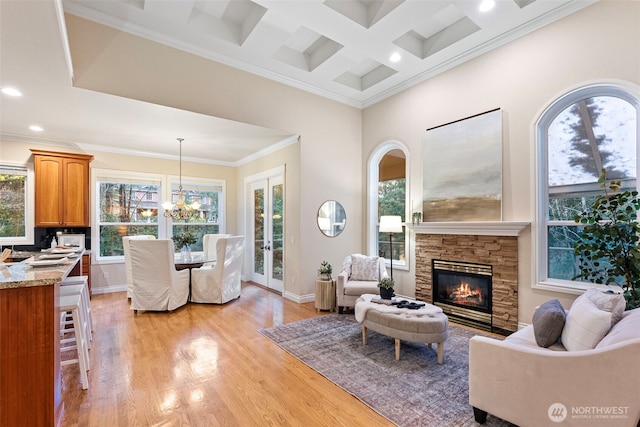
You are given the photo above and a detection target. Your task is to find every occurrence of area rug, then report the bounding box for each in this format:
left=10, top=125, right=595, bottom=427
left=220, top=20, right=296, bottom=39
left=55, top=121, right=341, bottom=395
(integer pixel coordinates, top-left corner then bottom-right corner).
left=260, top=314, right=515, bottom=427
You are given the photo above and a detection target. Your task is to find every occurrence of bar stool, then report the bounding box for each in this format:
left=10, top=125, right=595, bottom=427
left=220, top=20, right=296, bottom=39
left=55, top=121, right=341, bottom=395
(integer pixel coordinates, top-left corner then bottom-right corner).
left=59, top=293, right=89, bottom=390
left=61, top=276, right=93, bottom=338
left=60, top=284, right=92, bottom=348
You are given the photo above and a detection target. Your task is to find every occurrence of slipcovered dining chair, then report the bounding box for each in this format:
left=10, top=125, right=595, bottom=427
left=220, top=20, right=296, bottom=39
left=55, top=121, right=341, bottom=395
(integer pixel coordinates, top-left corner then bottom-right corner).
left=191, top=236, right=244, bottom=304
left=128, top=239, right=190, bottom=312
left=123, top=235, right=156, bottom=299
left=201, top=233, right=232, bottom=266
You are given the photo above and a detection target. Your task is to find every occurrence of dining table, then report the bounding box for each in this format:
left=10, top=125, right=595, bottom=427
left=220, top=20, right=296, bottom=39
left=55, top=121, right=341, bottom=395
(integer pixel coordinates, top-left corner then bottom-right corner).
left=174, top=254, right=215, bottom=301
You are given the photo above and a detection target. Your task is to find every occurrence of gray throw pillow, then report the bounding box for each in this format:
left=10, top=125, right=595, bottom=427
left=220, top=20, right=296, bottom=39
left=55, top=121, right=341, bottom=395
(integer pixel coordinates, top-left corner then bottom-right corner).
left=532, top=299, right=566, bottom=348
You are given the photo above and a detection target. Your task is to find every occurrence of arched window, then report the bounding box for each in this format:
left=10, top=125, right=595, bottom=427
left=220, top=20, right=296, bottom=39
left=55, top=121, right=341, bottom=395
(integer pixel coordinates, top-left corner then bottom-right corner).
left=368, top=142, right=409, bottom=270
left=535, top=83, right=638, bottom=290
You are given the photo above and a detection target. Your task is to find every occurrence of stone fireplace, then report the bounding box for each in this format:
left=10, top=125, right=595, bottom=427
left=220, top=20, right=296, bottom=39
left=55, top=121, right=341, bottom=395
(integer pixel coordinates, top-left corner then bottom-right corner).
left=412, top=222, right=528, bottom=334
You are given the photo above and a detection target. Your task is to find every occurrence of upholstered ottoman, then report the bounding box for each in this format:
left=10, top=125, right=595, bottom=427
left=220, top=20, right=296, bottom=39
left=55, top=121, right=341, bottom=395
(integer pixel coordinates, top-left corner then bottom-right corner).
left=355, top=294, right=449, bottom=363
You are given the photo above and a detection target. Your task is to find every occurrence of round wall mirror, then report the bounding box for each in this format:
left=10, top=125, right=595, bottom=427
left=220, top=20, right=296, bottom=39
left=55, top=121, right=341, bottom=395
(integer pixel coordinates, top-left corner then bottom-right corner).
left=317, top=200, right=346, bottom=237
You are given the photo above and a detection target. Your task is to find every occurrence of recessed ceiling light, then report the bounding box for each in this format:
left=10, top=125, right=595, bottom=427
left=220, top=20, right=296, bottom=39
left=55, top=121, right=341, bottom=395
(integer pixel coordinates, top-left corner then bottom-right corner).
left=1, top=87, right=23, bottom=97
left=479, top=0, right=496, bottom=12
left=29, top=125, right=44, bottom=132
left=389, top=52, right=402, bottom=63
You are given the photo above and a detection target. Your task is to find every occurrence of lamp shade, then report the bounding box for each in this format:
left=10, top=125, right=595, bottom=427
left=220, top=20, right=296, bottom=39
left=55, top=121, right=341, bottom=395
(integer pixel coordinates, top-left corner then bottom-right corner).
left=379, top=215, right=403, bottom=233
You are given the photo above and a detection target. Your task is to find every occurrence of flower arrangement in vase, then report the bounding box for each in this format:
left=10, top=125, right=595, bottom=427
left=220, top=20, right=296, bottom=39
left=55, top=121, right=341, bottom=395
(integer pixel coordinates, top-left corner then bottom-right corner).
left=172, top=230, right=197, bottom=261
left=172, top=229, right=197, bottom=249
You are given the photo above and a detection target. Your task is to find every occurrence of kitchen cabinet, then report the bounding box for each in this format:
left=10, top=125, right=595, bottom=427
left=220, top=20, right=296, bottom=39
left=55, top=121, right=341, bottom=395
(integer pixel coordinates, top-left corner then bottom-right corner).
left=31, top=150, right=93, bottom=227
left=82, top=253, right=91, bottom=297
left=0, top=253, right=84, bottom=426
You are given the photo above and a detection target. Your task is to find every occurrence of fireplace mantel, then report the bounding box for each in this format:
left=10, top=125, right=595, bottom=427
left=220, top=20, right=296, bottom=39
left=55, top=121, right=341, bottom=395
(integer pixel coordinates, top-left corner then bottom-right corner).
left=408, top=221, right=530, bottom=236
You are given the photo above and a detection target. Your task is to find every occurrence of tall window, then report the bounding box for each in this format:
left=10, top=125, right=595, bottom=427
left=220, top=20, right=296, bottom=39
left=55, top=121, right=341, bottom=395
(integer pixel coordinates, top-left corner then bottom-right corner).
left=169, top=179, right=224, bottom=252
left=537, top=85, right=638, bottom=289
left=96, top=171, right=161, bottom=259
left=368, top=143, right=409, bottom=268
left=0, top=165, right=34, bottom=245
left=94, top=170, right=226, bottom=261
left=378, top=150, right=406, bottom=263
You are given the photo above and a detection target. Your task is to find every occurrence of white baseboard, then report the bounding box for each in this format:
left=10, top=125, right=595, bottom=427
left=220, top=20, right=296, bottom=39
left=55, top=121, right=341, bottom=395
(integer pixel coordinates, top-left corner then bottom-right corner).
left=91, top=284, right=127, bottom=295
left=283, top=290, right=314, bottom=304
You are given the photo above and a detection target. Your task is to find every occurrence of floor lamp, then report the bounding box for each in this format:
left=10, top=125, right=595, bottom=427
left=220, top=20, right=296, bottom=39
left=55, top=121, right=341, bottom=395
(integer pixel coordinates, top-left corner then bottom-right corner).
left=379, top=215, right=403, bottom=280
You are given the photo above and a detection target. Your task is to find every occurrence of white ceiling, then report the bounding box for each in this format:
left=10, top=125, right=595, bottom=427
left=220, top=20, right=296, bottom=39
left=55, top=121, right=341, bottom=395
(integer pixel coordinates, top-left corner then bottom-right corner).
left=0, top=0, right=594, bottom=164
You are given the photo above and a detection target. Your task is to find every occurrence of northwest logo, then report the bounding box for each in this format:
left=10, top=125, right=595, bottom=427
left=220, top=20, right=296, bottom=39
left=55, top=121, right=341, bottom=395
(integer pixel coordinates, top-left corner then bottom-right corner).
left=548, top=403, right=568, bottom=422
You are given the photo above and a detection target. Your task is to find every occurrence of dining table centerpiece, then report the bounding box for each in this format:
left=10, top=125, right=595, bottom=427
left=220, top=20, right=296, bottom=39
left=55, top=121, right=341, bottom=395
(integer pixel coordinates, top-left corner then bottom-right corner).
left=172, top=229, right=197, bottom=262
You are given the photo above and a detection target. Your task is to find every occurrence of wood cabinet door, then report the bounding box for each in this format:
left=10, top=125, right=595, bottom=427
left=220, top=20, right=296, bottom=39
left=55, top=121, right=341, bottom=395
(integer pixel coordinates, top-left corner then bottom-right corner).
left=34, top=155, right=64, bottom=226
left=63, top=158, right=90, bottom=226
left=32, top=150, right=92, bottom=227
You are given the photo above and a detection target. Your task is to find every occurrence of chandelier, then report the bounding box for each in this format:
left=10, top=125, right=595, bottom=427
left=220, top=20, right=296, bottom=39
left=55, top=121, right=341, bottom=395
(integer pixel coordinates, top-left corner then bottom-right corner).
left=162, top=138, right=201, bottom=221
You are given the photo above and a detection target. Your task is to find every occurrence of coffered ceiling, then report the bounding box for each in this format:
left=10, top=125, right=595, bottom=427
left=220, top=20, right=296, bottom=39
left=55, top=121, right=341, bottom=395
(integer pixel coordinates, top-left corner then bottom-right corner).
left=0, top=0, right=594, bottom=164
left=63, top=0, right=592, bottom=107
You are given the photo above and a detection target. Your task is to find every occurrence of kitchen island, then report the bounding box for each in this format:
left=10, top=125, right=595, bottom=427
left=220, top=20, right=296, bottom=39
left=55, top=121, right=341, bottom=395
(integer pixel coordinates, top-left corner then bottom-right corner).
left=0, top=251, right=84, bottom=427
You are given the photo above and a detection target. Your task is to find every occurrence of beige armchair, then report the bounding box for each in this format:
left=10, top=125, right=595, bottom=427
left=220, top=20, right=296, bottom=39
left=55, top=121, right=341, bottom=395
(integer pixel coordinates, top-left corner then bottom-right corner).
left=336, top=254, right=388, bottom=314
left=191, top=236, right=244, bottom=304
left=122, top=235, right=156, bottom=299
left=128, top=239, right=190, bottom=312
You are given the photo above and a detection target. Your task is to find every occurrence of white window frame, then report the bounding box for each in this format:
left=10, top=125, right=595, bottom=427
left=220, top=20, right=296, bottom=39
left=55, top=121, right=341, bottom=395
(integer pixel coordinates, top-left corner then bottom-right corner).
left=0, top=162, right=34, bottom=245
left=166, top=175, right=226, bottom=253
left=533, top=82, right=640, bottom=294
left=92, top=168, right=165, bottom=264
left=367, top=141, right=410, bottom=270
left=93, top=169, right=227, bottom=264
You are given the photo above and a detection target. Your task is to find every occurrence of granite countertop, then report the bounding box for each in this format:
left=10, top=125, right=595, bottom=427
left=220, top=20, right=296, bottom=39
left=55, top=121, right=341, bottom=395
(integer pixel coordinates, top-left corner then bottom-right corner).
left=0, top=249, right=84, bottom=290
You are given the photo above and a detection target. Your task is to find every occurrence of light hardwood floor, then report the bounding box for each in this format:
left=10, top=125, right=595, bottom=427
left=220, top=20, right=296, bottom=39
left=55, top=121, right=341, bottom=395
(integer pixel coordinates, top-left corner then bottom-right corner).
left=61, top=283, right=393, bottom=426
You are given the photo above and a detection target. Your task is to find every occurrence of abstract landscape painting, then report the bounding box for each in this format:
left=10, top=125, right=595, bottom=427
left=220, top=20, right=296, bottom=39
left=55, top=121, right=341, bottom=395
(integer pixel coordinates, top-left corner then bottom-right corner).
left=422, top=108, right=502, bottom=222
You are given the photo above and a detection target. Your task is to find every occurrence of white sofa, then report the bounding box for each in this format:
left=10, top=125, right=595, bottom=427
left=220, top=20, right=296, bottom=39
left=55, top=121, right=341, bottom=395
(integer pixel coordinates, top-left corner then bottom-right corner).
left=336, top=254, right=388, bottom=313
left=469, top=306, right=640, bottom=426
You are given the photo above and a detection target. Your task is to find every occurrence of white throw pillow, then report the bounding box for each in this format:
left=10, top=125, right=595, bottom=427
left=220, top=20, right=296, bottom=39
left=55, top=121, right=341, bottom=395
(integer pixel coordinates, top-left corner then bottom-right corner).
left=561, top=291, right=614, bottom=351
left=350, top=254, right=379, bottom=281
left=581, top=288, right=625, bottom=327
left=341, top=256, right=353, bottom=278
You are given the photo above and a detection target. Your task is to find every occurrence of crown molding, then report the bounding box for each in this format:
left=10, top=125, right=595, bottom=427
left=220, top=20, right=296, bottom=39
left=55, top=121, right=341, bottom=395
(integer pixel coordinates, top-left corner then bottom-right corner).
left=1, top=132, right=299, bottom=167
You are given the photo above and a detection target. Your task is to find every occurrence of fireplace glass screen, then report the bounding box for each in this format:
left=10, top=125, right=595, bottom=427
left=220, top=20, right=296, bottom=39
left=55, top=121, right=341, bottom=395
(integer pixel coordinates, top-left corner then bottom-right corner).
left=432, top=260, right=492, bottom=313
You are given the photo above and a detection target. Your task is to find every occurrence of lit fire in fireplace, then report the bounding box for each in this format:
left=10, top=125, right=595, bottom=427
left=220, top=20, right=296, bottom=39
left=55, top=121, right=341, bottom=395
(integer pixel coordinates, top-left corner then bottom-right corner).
left=448, top=282, right=483, bottom=306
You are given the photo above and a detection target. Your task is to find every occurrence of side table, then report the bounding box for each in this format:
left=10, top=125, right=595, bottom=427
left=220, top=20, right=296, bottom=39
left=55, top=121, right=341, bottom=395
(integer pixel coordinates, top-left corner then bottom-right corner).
left=315, top=279, right=336, bottom=311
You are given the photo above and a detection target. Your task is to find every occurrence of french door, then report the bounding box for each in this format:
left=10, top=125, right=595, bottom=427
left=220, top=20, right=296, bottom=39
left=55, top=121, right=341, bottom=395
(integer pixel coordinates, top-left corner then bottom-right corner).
left=249, top=173, right=284, bottom=293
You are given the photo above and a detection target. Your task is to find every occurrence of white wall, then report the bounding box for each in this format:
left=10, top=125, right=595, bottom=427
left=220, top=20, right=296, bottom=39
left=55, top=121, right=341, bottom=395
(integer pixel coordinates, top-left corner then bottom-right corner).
left=362, top=0, right=640, bottom=322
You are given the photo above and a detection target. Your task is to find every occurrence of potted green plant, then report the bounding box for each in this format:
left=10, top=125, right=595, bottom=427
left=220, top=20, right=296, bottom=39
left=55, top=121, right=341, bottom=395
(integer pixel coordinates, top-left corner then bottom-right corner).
left=318, top=260, right=332, bottom=281
left=172, top=229, right=197, bottom=261
left=378, top=277, right=395, bottom=300
left=573, top=169, right=640, bottom=309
